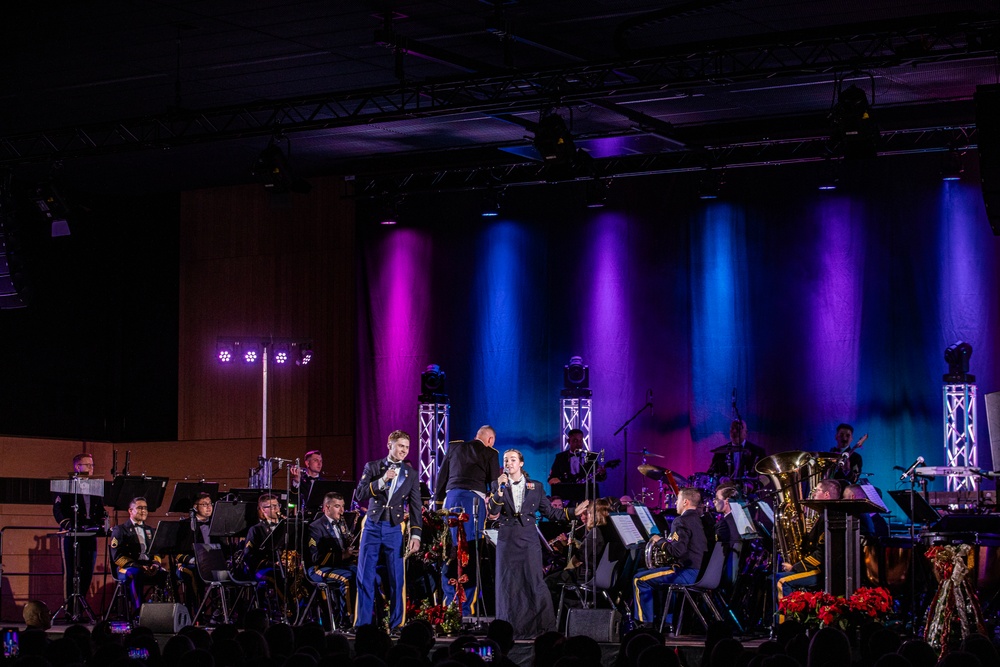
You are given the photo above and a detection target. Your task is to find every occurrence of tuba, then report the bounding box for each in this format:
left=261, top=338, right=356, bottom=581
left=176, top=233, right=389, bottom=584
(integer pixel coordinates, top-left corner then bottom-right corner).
left=756, top=451, right=813, bottom=566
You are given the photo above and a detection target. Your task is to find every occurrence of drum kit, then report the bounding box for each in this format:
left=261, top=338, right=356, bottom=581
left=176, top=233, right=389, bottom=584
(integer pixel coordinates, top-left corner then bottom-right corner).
left=632, top=442, right=764, bottom=510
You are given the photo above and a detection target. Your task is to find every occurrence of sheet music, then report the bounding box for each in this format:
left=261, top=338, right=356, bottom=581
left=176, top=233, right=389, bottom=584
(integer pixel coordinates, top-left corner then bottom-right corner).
left=609, top=513, right=645, bottom=547
left=730, top=501, right=759, bottom=539
left=757, top=500, right=775, bottom=523
left=50, top=478, right=105, bottom=496
left=859, top=482, right=888, bottom=512
left=632, top=504, right=660, bottom=537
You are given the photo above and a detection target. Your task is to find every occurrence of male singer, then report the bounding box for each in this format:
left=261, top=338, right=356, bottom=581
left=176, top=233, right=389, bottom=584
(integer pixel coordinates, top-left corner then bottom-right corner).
left=433, top=425, right=500, bottom=614
left=353, top=430, right=423, bottom=631
left=52, top=453, right=107, bottom=619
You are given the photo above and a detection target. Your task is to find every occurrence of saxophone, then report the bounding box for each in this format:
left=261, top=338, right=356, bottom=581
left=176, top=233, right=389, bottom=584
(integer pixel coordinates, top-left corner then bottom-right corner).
left=756, top=451, right=813, bottom=566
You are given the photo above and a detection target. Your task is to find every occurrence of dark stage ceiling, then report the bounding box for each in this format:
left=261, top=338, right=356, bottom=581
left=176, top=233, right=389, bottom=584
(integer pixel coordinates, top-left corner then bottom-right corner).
left=2, top=0, right=999, bottom=195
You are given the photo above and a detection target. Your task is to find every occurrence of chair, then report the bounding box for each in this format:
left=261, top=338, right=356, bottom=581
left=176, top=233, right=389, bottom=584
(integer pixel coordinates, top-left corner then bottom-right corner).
left=192, top=543, right=260, bottom=625
left=295, top=577, right=341, bottom=629
left=103, top=571, right=135, bottom=623
left=555, top=545, right=619, bottom=632
left=659, top=542, right=725, bottom=635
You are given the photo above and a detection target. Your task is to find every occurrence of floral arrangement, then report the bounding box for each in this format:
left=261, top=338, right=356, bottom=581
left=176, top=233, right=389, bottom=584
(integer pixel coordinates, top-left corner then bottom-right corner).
left=779, top=587, right=893, bottom=630
left=417, top=507, right=449, bottom=565
left=405, top=600, right=463, bottom=635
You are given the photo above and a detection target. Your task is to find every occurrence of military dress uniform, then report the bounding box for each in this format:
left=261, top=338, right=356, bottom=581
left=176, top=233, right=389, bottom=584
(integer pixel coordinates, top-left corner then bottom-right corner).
left=632, top=508, right=709, bottom=624
left=110, top=519, right=166, bottom=610
left=307, top=514, right=357, bottom=623
left=353, top=456, right=423, bottom=629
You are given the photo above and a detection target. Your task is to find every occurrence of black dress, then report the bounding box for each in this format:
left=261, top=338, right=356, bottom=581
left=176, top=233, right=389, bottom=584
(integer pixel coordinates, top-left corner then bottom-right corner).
left=487, top=475, right=570, bottom=639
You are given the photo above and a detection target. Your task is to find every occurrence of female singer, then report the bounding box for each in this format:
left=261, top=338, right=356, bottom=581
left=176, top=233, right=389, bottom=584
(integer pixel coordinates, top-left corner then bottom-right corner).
left=487, top=449, right=583, bottom=638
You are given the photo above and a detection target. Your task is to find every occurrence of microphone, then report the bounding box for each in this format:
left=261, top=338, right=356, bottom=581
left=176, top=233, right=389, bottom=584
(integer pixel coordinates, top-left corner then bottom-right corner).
left=899, top=456, right=925, bottom=481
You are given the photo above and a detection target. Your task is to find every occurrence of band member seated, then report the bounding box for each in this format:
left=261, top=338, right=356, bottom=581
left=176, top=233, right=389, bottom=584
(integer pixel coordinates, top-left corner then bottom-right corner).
left=712, top=484, right=743, bottom=594
left=175, top=492, right=216, bottom=609
left=354, top=429, right=423, bottom=631
left=110, top=497, right=166, bottom=611
left=291, top=450, right=325, bottom=513
left=240, top=494, right=284, bottom=587
left=307, top=491, right=357, bottom=624
left=776, top=479, right=841, bottom=605
left=707, top=419, right=765, bottom=480
left=544, top=497, right=612, bottom=608
left=632, top=487, right=709, bottom=626
left=548, top=429, right=606, bottom=485
left=842, top=484, right=889, bottom=541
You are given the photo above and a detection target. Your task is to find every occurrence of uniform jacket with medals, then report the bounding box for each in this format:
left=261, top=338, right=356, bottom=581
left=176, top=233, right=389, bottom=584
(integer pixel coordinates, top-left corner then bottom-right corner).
left=110, top=520, right=156, bottom=569
left=487, top=475, right=569, bottom=526
left=354, top=459, right=423, bottom=537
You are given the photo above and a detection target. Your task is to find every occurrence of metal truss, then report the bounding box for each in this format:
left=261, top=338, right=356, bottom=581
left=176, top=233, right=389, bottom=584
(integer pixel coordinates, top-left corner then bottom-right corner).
left=560, top=397, right=593, bottom=452
left=943, top=383, right=978, bottom=492
left=0, top=16, right=994, bottom=165
left=418, top=402, right=450, bottom=490
left=355, top=125, right=979, bottom=196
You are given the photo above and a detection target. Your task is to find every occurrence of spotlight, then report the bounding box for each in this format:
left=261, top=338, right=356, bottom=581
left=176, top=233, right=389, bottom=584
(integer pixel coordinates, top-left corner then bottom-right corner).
left=940, top=149, right=965, bottom=181
left=562, top=355, right=592, bottom=397
left=585, top=179, right=611, bottom=208
left=419, top=364, right=448, bottom=402
left=481, top=188, right=503, bottom=217
left=697, top=170, right=725, bottom=200
left=273, top=342, right=290, bottom=364
left=296, top=344, right=313, bottom=366
left=242, top=341, right=260, bottom=363
left=533, top=110, right=576, bottom=163
left=30, top=181, right=71, bottom=237
left=376, top=196, right=400, bottom=225
left=818, top=159, right=840, bottom=191
left=251, top=142, right=311, bottom=194
left=943, top=341, right=975, bottom=383
left=216, top=340, right=235, bottom=364
left=829, top=81, right=878, bottom=160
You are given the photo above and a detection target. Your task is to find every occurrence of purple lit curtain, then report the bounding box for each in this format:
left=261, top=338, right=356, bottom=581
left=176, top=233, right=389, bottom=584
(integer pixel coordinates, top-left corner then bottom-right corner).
left=356, top=155, right=1000, bottom=509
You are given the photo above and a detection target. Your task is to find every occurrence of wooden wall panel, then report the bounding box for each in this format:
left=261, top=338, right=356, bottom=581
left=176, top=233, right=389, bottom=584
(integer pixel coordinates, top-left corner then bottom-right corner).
left=178, top=177, right=356, bottom=442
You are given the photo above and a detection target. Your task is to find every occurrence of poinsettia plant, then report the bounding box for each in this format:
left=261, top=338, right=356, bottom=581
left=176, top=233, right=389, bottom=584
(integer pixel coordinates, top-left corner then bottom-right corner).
left=405, top=600, right=463, bottom=635
left=780, top=587, right=893, bottom=630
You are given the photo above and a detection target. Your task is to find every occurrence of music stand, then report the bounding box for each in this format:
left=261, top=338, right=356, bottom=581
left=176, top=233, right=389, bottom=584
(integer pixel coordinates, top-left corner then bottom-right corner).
left=149, top=521, right=184, bottom=558
left=608, top=513, right=645, bottom=549
left=104, top=476, right=169, bottom=512
left=802, top=499, right=884, bottom=596
left=303, top=481, right=356, bottom=514
left=168, top=482, right=220, bottom=513
left=887, top=490, right=940, bottom=525
left=209, top=501, right=254, bottom=539
left=50, top=476, right=105, bottom=623
left=632, top=504, right=661, bottom=538
left=553, top=483, right=588, bottom=505
left=227, top=488, right=266, bottom=503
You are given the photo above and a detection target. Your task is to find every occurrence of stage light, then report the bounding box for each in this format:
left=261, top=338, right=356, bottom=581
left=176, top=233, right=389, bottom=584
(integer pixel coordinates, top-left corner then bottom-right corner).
left=940, top=149, right=965, bottom=181
left=586, top=179, right=611, bottom=208
left=534, top=110, right=576, bottom=163
left=216, top=340, right=235, bottom=364
left=419, top=364, right=447, bottom=402
left=481, top=188, right=502, bottom=217
left=829, top=80, right=878, bottom=160
left=943, top=341, right=975, bottom=382
left=376, top=196, right=400, bottom=225
left=251, top=141, right=311, bottom=194
left=31, top=181, right=72, bottom=237
left=242, top=341, right=260, bottom=363
left=697, top=169, right=725, bottom=200
left=564, top=355, right=589, bottom=390
left=818, top=159, right=840, bottom=191
left=273, top=342, right=289, bottom=364
left=296, top=344, right=313, bottom=366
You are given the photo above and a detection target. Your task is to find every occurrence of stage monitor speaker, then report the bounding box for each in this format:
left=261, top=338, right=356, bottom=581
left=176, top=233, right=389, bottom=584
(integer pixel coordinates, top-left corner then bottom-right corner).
left=985, top=390, right=1000, bottom=472
left=139, top=602, right=192, bottom=633
left=565, top=608, right=620, bottom=642
left=975, top=84, right=1000, bottom=235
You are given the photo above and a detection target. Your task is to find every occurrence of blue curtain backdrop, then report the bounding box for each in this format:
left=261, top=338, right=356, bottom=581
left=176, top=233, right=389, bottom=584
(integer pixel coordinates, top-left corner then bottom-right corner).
left=356, top=154, right=999, bottom=515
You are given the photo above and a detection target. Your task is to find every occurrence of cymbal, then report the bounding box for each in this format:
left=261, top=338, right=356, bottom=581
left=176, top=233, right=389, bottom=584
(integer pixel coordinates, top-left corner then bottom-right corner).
left=711, top=443, right=748, bottom=454
left=637, top=464, right=687, bottom=485
left=628, top=450, right=665, bottom=459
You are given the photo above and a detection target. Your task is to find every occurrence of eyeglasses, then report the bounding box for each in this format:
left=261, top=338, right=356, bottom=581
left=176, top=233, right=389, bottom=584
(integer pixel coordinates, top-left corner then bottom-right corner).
left=133, top=506, right=148, bottom=511
left=195, top=502, right=212, bottom=507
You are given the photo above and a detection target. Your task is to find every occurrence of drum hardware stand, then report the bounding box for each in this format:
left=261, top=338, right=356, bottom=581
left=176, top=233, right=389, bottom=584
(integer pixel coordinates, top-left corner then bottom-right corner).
left=902, top=462, right=926, bottom=635
left=53, top=475, right=98, bottom=624
left=616, top=396, right=654, bottom=503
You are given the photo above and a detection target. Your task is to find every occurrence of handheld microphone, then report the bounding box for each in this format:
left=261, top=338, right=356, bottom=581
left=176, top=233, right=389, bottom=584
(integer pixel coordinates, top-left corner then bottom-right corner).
left=899, top=456, right=925, bottom=481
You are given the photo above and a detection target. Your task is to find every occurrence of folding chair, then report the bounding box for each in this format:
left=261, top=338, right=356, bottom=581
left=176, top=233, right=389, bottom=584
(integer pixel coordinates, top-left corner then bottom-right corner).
left=555, top=546, right=619, bottom=633
left=659, top=542, right=725, bottom=636
left=192, top=543, right=260, bottom=625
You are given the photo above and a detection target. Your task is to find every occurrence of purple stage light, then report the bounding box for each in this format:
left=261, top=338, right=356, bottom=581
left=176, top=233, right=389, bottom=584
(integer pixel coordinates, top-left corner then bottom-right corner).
left=218, top=349, right=231, bottom=363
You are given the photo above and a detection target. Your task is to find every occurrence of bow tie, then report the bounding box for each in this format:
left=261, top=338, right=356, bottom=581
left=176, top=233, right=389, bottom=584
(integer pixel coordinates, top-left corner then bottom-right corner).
left=510, top=478, right=524, bottom=485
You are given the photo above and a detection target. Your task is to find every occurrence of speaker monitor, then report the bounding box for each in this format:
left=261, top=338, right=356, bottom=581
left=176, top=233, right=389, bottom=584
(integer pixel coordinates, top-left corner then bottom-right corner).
left=985, top=391, right=1000, bottom=472
left=565, top=608, right=620, bottom=642
left=975, top=84, right=1000, bottom=235
left=138, top=602, right=192, bottom=633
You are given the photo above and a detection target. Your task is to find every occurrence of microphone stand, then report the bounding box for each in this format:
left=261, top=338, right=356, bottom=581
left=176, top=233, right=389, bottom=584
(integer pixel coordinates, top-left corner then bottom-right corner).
left=615, top=398, right=653, bottom=500
left=471, top=496, right=486, bottom=629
